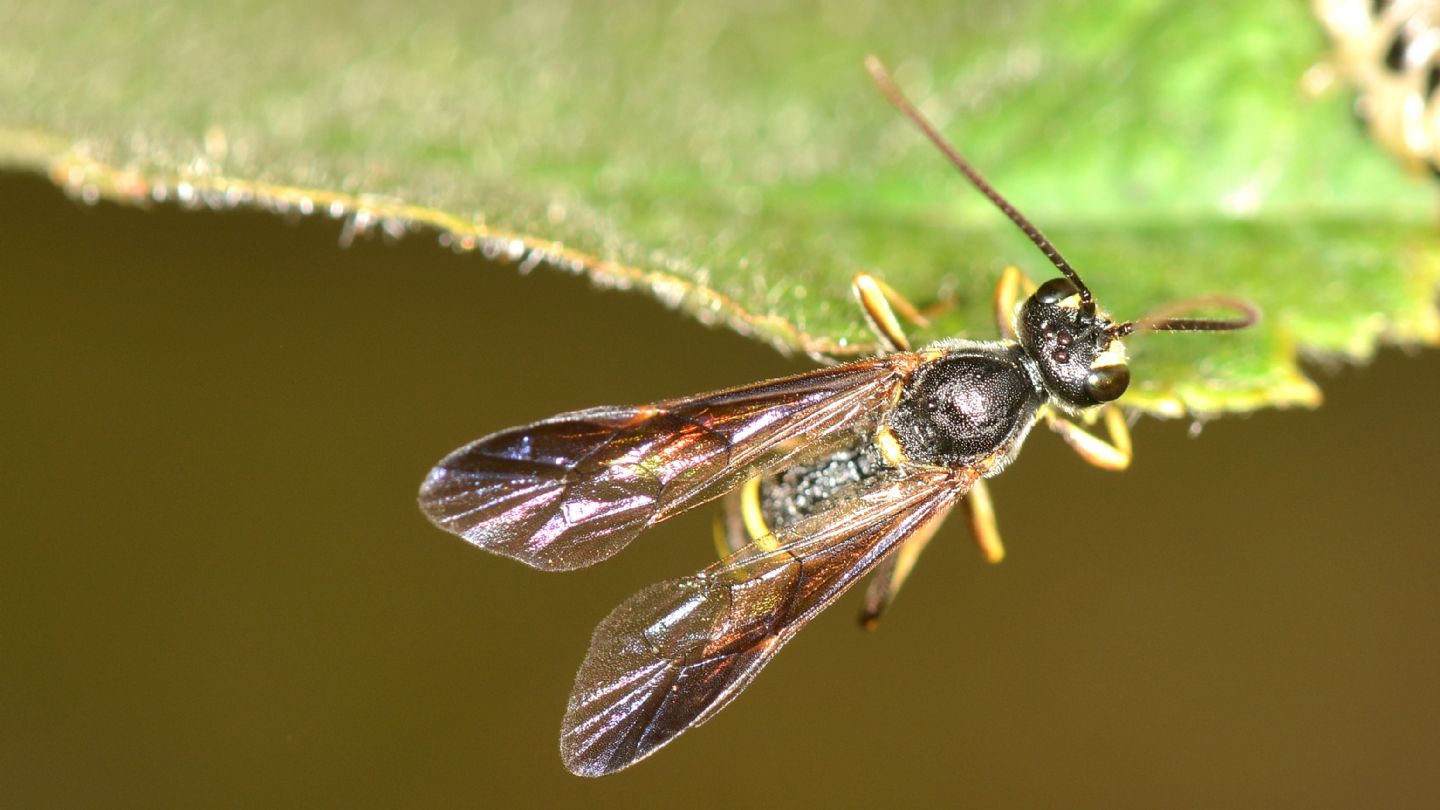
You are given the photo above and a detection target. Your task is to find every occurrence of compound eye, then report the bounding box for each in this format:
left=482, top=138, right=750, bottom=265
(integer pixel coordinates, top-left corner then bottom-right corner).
left=1084, top=365, right=1130, bottom=403
left=1034, top=277, right=1079, bottom=305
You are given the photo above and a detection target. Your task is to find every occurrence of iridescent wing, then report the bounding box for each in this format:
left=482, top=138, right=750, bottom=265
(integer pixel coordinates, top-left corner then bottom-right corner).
left=418, top=355, right=919, bottom=571
left=560, top=466, right=970, bottom=776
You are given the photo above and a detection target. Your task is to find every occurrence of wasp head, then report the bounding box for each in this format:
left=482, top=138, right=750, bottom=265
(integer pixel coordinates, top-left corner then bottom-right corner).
left=1017, top=277, right=1130, bottom=411
left=862, top=56, right=1257, bottom=408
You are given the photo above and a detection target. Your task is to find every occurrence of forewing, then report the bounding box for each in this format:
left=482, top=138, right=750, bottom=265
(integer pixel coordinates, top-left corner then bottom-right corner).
left=559, top=466, right=969, bottom=777
left=418, top=355, right=916, bottom=571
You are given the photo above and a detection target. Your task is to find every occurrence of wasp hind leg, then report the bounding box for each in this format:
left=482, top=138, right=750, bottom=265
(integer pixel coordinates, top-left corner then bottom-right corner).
left=858, top=478, right=1005, bottom=630
left=713, top=476, right=776, bottom=561
left=858, top=501, right=951, bottom=630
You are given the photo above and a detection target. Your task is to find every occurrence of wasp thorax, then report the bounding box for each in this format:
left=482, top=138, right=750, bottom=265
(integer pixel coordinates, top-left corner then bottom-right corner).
left=886, top=348, right=1042, bottom=469
left=1017, top=278, right=1130, bottom=409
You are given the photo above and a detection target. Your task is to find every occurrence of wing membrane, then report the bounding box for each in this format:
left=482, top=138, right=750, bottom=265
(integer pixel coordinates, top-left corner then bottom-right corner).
left=559, top=466, right=969, bottom=776
left=418, top=355, right=918, bottom=570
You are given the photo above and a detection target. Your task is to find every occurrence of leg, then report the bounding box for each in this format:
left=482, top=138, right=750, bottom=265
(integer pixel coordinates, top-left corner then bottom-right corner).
left=858, top=500, right=953, bottom=630
left=962, top=479, right=1004, bottom=564
left=857, top=273, right=934, bottom=325
left=1045, top=405, right=1133, bottom=471
left=712, top=489, right=748, bottom=561
left=712, top=476, right=775, bottom=561
left=852, top=273, right=916, bottom=353
left=993, top=265, right=1037, bottom=340
left=857, top=478, right=1006, bottom=629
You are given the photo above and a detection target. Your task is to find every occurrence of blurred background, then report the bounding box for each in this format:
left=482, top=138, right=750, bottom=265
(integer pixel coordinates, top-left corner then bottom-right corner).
left=3, top=169, right=1438, bottom=808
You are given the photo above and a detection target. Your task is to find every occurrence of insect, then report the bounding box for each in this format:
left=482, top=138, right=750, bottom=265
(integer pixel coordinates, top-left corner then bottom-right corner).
left=1314, top=0, right=1440, bottom=177
left=417, top=56, right=1258, bottom=777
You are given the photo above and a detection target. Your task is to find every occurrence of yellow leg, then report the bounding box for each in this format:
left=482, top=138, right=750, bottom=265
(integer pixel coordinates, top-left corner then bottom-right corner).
left=713, top=476, right=776, bottom=561
left=858, top=476, right=1007, bottom=629
left=993, top=266, right=1037, bottom=340
left=962, top=479, right=1004, bottom=564
left=713, top=489, right=747, bottom=561
left=1046, top=405, right=1133, bottom=471
left=858, top=501, right=954, bottom=630
left=852, top=273, right=915, bottom=353
left=865, top=273, right=932, bottom=325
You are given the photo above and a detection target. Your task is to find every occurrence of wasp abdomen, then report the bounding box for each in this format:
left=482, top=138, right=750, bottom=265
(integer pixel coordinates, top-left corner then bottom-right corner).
left=885, top=348, right=1043, bottom=470
left=759, top=446, right=887, bottom=531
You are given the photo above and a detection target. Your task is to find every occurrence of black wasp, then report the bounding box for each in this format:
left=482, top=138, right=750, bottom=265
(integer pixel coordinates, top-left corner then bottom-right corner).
left=418, top=56, right=1257, bottom=777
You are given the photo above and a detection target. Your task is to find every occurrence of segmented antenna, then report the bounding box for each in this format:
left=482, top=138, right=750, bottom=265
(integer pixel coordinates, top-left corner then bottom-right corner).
left=865, top=55, right=1095, bottom=311
left=1109, top=296, right=1260, bottom=337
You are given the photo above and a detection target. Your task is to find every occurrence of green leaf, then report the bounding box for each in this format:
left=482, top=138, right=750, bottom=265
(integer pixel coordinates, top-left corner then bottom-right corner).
left=2, top=1, right=1436, bottom=416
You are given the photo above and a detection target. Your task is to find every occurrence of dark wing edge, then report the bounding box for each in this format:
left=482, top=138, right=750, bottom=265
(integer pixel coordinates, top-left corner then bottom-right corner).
left=417, top=355, right=917, bottom=571
left=559, top=467, right=969, bottom=777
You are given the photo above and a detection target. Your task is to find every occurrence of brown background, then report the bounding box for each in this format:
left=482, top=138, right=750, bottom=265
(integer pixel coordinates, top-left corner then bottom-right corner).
left=4, top=172, right=1439, bottom=807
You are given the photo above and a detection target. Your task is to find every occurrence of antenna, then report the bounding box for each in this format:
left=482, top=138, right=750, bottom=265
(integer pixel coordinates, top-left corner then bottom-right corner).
left=1109, top=296, right=1260, bottom=337
left=865, top=55, right=1095, bottom=311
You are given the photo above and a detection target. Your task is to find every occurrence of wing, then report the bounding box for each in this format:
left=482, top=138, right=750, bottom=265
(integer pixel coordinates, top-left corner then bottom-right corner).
left=418, top=354, right=918, bottom=571
left=559, top=466, right=970, bottom=776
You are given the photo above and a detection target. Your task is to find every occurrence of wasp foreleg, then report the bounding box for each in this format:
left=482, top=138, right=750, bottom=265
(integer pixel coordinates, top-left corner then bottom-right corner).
left=1045, top=405, right=1133, bottom=471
